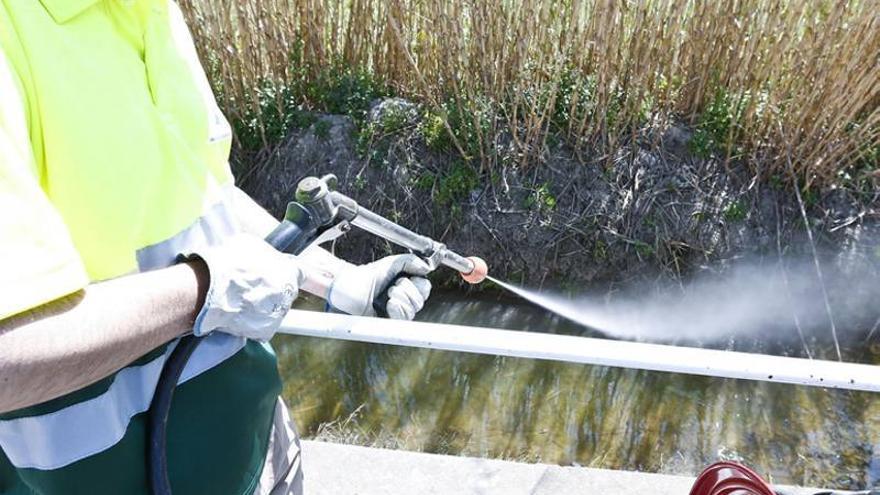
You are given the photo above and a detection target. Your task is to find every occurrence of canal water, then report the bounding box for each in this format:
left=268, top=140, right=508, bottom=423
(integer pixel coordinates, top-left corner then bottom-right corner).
left=272, top=292, right=880, bottom=490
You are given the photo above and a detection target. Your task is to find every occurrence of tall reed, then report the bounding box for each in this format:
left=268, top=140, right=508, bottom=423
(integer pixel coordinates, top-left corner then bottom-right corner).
left=180, top=0, right=879, bottom=184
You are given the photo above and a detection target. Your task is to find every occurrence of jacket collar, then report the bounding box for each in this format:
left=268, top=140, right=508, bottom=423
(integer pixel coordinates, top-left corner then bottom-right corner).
left=40, top=0, right=102, bottom=24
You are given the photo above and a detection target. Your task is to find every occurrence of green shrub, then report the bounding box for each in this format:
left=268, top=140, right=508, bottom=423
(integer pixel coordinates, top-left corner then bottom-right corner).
left=690, top=88, right=746, bottom=158
left=524, top=183, right=557, bottom=212
left=436, top=163, right=479, bottom=206
left=229, top=62, right=388, bottom=151
left=723, top=200, right=748, bottom=222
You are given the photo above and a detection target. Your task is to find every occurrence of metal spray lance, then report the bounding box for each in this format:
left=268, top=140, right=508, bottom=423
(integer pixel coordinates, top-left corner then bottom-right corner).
left=266, top=174, right=489, bottom=303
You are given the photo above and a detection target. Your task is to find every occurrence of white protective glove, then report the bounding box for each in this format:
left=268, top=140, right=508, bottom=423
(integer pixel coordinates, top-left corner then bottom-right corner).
left=327, top=254, right=433, bottom=320
left=182, top=233, right=303, bottom=341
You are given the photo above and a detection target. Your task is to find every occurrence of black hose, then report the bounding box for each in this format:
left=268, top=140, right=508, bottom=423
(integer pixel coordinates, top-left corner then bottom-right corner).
left=147, top=335, right=201, bottom=495
left=147, top=204, right=318, bottom=495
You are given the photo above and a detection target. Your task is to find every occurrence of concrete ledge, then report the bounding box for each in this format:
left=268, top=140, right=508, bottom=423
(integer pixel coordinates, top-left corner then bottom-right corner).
left=301, top=440, right=823, bottom=494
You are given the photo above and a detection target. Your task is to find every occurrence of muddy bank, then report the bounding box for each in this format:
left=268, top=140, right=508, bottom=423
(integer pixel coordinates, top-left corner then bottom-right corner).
left=240, top=100, right=880, bottom=293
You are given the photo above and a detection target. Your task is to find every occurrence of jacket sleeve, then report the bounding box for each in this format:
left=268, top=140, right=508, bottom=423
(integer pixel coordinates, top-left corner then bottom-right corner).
left=0, top=49, right=88, bottom=320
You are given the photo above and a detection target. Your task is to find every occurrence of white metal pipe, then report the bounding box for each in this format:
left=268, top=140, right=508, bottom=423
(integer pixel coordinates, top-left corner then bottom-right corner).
left=278, top=310, right=880, bottom=393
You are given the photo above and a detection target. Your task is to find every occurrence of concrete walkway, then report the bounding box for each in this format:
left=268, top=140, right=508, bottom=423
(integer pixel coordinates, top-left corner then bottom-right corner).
left=300, top=440, right=825, bottom=495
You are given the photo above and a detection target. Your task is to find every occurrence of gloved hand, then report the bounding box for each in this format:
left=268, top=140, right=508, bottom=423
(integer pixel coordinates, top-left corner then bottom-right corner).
left=327, top=254, right=432, bottom=320
left=181, top=233, right=303, bottom=341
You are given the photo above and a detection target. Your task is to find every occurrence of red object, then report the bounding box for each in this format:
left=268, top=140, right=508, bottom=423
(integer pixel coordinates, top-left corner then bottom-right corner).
left=689, top=461, right=776, bottom=495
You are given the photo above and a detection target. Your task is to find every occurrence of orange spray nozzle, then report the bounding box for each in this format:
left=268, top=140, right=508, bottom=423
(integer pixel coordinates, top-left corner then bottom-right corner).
left=460, top=256, right=488, bottom=284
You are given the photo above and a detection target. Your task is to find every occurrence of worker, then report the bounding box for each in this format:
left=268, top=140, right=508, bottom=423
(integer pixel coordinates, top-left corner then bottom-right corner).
left=0, top=1, right=433, bottom=494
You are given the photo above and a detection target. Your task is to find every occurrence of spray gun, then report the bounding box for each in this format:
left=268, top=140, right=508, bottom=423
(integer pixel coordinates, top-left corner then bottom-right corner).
left=149, top=172, right=487, bottom=495
left=265, top=174, right=489, bottom=299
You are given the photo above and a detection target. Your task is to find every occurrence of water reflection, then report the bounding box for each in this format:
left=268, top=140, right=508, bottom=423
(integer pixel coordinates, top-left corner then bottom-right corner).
left=273, top=293, right=880, bottom=490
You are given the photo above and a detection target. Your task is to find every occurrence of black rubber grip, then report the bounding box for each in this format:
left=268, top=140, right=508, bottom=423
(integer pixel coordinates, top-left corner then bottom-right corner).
left=265, top=201, right=319, bottom=253
left=265, top=220, right=310, bottom=252
left=372, top=274, right=406, bottom=317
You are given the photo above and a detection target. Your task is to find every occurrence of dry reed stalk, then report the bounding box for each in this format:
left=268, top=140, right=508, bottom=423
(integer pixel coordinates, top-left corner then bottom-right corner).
left=178, top=0, right=880, bottom=183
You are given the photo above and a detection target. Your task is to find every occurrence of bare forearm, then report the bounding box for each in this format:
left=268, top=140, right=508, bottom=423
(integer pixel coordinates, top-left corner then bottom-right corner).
left=0, top=261, right=208, bottom=413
